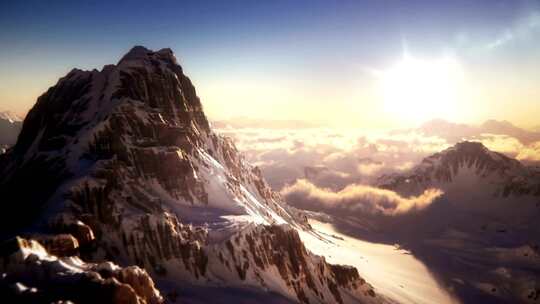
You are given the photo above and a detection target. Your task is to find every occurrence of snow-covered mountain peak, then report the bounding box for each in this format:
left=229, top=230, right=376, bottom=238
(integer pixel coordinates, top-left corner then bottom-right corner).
left=120, top=45, right=153, bottom=61
left=378, top=141, right=540, bottom=198
left=118, top=45, right=178, bottom=66
left=421, top=141, right=517, bottom=168
left=0, top=46, right=384, bottom=303
left=447, top=140, right=488, bottom=152
left=3, top=46, right=302, bottom=229
left=0, top=111, right=22, bottom=123
left=0, top=111, right=23, bottom=153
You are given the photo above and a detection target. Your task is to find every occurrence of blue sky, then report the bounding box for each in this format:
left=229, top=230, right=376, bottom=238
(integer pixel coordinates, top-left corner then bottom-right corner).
left=1, top=0, right=539, bottom=127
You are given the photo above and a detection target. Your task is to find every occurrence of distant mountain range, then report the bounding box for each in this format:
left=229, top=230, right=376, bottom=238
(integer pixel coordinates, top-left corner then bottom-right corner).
left=403, top=118, right=540, bottom=145
left=0, top=111, right=22, bottom=123
left=212, top=117, right=322, bottom=129
left=0, top=111, right=22, bottom=153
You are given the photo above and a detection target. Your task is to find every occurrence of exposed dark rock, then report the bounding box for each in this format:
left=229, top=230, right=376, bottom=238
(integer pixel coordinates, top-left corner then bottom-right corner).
left=222, top=224, right=375, bottom=304
left=32, top=234, right=79, bottom=257
left=0, top=236, right=164, bottom=304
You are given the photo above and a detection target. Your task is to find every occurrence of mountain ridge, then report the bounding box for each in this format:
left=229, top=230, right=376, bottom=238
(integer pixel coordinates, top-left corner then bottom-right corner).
left=378, top=141, right=540, bottom=198
left=373, top=141, right=540, bottom=304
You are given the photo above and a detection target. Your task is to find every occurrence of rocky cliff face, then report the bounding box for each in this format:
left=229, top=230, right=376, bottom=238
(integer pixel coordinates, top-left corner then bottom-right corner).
left=205, top=224, right=378, bottom=304
left=0, top=46, right=384, bottom=303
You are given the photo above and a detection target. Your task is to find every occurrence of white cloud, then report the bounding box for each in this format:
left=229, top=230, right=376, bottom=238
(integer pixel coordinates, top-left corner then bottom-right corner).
left=487, top=30, right=514, bottom=49
left=357, top=162, right=385, bottom=176
left=517, top=141, right=540, bottom=162
left=216, top=122, right=540, bottom=193
left=486, top=11, right=540, bottom=50
left=281, top=179, right=443, bottom=216
left=216, top=127, right=448, bottom=190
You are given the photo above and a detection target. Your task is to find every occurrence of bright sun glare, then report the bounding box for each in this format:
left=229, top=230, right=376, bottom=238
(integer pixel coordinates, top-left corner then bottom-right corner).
left=378, top=55, right=464, bottom=123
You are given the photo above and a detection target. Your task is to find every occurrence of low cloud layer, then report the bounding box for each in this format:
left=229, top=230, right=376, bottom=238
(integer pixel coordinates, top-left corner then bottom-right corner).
left=517, top=141, right=540, bottom=162
left=486, top=11, right=540, bottom=50
left=217, top=127, right=449, bottom=190
left=215, top=119, right=540, bottom=196
left=282, top=179, right=443, bottom=216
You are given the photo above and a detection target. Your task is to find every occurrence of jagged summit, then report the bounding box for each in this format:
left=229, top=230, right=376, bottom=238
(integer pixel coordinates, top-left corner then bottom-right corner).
left=449, top=140, right=487, bottom=150
left=118, top=46, right=178, bottom=66
left=419, top=141, right=521, bottom=172
left=429, top=140, right=512, bottom=161
left=12, top=45, right=209, bottom=156
left=0, top=47, right=382, bottom=304
left=120, top=45, right=155, bottom=62
left=2, top=45, right=294, bottom=231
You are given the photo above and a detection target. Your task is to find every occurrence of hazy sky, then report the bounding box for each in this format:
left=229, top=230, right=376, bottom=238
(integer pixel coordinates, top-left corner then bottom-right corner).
left=1, top=0, right=539, bottom=129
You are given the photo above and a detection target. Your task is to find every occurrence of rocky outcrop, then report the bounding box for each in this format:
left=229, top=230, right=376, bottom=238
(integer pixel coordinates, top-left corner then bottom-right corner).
left=32, top=233, right=79, bottom=257
left=0, top=236, right=163, bottom=304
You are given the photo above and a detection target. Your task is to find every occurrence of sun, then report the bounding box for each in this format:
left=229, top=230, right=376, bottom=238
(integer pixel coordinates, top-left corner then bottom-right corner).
left=377, top=54, right=464, bottom=123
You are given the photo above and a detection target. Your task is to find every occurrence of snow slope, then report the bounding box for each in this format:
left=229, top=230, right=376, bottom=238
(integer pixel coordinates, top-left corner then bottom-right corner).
left=300, top=220, right=458, bottom=304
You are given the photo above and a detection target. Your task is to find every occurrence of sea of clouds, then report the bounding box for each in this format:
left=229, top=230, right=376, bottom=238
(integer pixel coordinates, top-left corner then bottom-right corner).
left=215, top=119, right=540, bottom=217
